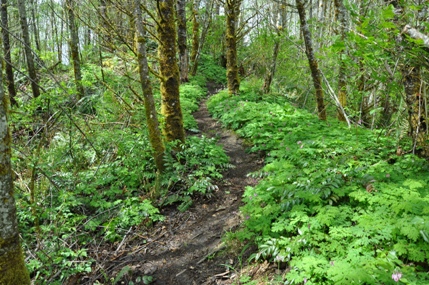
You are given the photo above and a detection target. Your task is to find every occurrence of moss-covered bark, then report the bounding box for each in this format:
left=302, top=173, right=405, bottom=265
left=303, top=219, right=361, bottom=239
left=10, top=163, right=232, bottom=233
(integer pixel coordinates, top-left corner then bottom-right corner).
left=296, top=0, right=326, bottom=120
left=0, top=239, right=30, bottom=285
left=157, top=0, right=185, bottom=143
left=134, top=0, right=165, bottom=172
left=225, top=0, right=241, bottom=95
left=177, top=0, right=189, bottom=82
left=1, top=1, right=17, bottom=106
left=0, top=54, right=30, bottom=285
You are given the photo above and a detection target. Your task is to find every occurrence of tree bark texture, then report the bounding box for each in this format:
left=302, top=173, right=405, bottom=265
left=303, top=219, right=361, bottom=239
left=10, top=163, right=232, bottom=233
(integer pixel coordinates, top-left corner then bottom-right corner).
left=157, top=0, right=186, bottom=143
left=17, top=0, right=40, bottom=98
left=225, top=0, right=241, bottom=95
left=0, top=0, right=17, bottom=106
left=296, top=0, right=326, bottom=120
left=0, top=50, right=30, bottom=285
left=177, top=0, right=189, bottom=82
left=334, top=0, right=347, bottom=121
left=66, top=0, right=85, bottom=99
left=135, top=0, right=165, bottom=172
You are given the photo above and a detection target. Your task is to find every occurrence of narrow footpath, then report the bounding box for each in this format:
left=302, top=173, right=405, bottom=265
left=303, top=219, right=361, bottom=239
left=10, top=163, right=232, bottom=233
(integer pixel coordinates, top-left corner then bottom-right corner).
left=95, top=86, right=262, bottom=285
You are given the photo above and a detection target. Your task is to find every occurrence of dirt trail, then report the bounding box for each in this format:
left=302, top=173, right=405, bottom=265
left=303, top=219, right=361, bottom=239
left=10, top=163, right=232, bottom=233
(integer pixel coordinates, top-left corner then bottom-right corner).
left=95, top=85, right=261, bottom=285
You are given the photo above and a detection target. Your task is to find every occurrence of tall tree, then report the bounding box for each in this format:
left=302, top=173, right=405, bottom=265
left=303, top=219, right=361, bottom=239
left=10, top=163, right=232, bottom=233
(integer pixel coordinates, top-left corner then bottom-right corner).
left=0, top=44, right=31, bottom=285
left=296, top=0, right=326, bottom=120
left=190, top=0, right=200, bottom=76
left=29, top=0, right=40, bottom=52
left=0, top=0, right=17, bottom=106
left=157, top=0, right=186, bottom=143
left=134, top=0, right=165, bottom=172
left=177, top=0, right=189, bottom=82
left=225, top=0, right=242, bottom=94
left=16, top=0, right=40, bottom=98
left=388, top=1, right=429, bottom=155
left=66, top=0, right=85, bottom=99
left=334, top=0, right=347, bottom=121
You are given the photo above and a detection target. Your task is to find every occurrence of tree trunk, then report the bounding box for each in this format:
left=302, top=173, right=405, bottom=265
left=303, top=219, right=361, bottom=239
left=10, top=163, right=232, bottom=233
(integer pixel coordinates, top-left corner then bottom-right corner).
left=66, top=0, right=85, bottom=100
left=225, top=0, right=241, bottom=95
left=29, top=0, right=40, bottom=52
left=0, top=47, right=31, bottom=285
left=389, top=0, right=429, bottom=155
left=334, top=0, right=347, bottom=121
left=157, top=0, right=185, bottom=143
left=262, top=38, right=279, bottom=94
left=17, top=0, right=40, bottom=98
left=296, top=0, right=326, bottom=120
left=0, top=0, right=17, bottom=106
left=135, top=0, right=165, bottom=172
left=177, top=0, right=189, bottom=82
left=190, top=0, right=199, bottom=76
left=404, top=67, right=428, bottom=155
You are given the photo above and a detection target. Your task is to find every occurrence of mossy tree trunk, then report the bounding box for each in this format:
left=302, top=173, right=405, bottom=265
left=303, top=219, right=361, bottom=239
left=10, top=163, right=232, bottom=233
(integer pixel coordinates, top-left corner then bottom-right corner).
left=0, top=45, right=30, bottom=285
left=388, top=0, right=429, bottom=155
left=177, top=0, right=189, bottom=82
left=134, top=0, right=165, bottom=172
left=225, top=0, right=241, bottom=95
left=296, top=0, right=326, bottom=120
left=17, top=0, right=40, bottom=98
left=66, top=0, right=85, bottom=100
left=157, top=0, right=185, bottom=143
left=334, top=0, right=347, bottom=121
left=0, top=0, right=17, bottom=106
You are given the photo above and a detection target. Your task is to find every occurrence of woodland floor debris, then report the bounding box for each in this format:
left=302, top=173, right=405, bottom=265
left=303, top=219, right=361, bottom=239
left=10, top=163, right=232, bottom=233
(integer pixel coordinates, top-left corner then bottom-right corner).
left=85, top=84, right=262, bottom=285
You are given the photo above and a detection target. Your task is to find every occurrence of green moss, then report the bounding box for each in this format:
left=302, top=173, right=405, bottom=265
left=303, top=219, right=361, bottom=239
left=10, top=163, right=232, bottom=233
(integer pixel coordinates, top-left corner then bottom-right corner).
left=0, top=238, right=30, bottom=285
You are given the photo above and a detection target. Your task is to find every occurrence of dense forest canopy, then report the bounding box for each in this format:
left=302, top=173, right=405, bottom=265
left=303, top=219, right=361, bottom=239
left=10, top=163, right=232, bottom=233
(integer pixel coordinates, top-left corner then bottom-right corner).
left=0, top=0, right=429, bottom=284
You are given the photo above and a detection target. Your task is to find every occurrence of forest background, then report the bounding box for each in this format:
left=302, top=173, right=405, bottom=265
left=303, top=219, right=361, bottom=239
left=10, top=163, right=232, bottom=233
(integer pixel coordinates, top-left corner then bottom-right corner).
left=1, top=0, right=429, bottom=284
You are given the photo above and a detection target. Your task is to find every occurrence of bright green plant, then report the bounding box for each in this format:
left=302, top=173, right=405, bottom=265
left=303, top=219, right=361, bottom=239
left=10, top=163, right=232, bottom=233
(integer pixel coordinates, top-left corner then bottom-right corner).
left=208, top=83, right=429, bottom=284
left=162, top=136, right=231, bottom=211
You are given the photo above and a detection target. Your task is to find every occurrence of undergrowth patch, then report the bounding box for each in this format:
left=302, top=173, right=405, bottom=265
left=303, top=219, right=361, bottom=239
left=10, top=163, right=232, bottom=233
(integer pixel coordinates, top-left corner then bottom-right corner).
left=208, top=81, right=429, bottom=284
left=13, top=58, right=229, bottom=284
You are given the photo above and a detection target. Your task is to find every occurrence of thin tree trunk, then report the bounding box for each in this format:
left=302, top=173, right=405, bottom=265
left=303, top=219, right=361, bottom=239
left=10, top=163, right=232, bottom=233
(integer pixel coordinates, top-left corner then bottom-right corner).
left=190, top=0, right=199, bottom=76
left=66, top=0, right=85, bottom=99
left=29, top=0, right=40, bottom=52
left=262, top=38, right=279, bottom=94
left=404, top=67, right=427, bottom=155
left=296, top=0, right=326, bottom=120
left=157, top=0, right=185, bottom=143
left=0, top=0, right=17, bottom=106
left=135, top=0, right=165, bottom=172
left=334, top=0, right=347, bottom=121
left=177, top=0, right=189, bottom=82
left=0, top=43, right=31, bottom=285
left=225, top=0, right=241, bottom=95
left=17, top=0, right=40, bottom=98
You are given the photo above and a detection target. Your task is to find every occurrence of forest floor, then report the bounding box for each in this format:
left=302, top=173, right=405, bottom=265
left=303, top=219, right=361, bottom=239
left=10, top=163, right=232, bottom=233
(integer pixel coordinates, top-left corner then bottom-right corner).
left=87, top=84, right=269, bottom=285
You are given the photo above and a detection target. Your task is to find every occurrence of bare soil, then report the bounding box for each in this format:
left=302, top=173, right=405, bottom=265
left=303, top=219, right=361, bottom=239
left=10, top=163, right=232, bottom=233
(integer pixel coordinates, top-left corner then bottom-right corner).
left=83, top=83, right=263, bottom=285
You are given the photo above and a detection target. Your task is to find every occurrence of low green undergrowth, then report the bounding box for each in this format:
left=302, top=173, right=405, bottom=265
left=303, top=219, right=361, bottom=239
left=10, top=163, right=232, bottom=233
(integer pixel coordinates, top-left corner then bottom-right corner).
left=208, top=82, right=429, bottom=284
left=14, top=65, right=229, bottom=284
